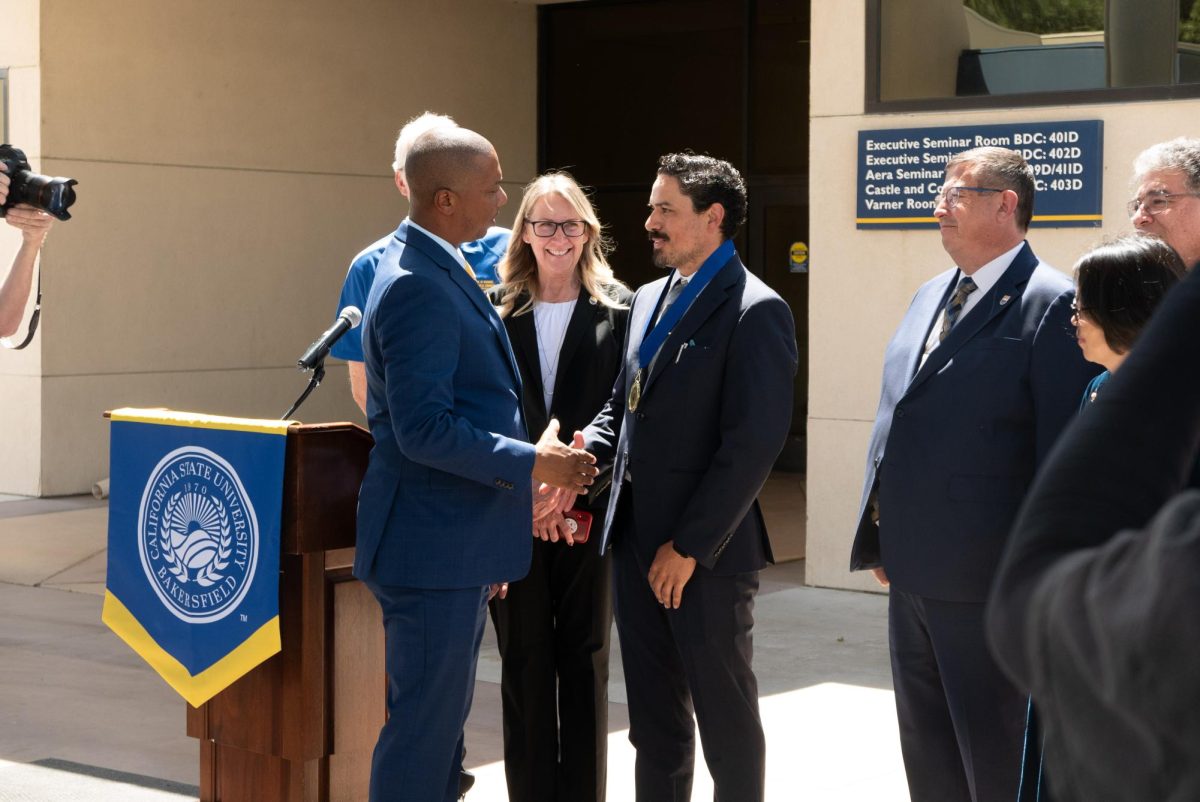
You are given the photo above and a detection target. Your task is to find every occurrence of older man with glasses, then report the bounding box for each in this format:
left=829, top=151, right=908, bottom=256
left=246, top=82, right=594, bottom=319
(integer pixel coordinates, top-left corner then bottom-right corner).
left=1130, top=137, right=1200, bottom=270
left=851, top=147, right=1098, bottom=802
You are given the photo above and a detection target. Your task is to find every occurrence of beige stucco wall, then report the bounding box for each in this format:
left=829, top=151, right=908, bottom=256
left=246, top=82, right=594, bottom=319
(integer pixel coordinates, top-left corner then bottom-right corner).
left=0, top=0, right=44, bottom=495
left=808, top=1, right=1200, bottom=592
left=6, top=0, right=536, bottom=495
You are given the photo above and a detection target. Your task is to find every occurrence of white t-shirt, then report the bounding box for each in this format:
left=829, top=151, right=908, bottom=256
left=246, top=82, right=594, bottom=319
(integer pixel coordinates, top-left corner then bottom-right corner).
left=533, top=298, right=577, bottom=412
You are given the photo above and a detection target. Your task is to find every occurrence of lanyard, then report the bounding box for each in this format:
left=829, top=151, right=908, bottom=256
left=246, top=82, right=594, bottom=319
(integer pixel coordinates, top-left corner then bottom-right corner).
left=637, top=239, right=732, bottom=369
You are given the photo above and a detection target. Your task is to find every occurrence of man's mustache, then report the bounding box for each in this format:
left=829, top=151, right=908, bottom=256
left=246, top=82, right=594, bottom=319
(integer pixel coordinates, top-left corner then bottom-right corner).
left=648, top=231, right=669, bottom=242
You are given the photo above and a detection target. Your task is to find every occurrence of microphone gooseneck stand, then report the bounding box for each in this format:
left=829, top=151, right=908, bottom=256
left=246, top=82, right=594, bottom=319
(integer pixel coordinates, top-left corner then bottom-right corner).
left=280, top=305, right=361, bottom=420
left=280, top=360, right=325, bottom=421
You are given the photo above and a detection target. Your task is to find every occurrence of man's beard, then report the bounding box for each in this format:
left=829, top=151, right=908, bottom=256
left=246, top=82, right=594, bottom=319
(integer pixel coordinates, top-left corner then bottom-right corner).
left=650, top=234, right=706, bottom=271
left=649, top=233, right=671, bottom=269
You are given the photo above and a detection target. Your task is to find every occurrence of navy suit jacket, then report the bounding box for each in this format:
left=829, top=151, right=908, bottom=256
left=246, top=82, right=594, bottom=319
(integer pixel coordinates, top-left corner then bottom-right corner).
left=850, top=242, right=1099, bottom=602
left=584, top=252, right=798, bottom=574
left=354, top=220, right=536, bottom=589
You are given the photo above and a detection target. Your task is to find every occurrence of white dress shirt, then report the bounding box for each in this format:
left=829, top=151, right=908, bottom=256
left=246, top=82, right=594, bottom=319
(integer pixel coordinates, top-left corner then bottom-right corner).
left=920, top=240, right=1026, bottom=367
left=407, top=218, right=472, bottom=274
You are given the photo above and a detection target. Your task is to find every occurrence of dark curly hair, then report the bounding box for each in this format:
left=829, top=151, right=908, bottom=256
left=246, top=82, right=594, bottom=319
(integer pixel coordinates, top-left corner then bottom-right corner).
left=656, top=152, right=747, bottom=240
left=1074, top=234, right=1185, bottom=354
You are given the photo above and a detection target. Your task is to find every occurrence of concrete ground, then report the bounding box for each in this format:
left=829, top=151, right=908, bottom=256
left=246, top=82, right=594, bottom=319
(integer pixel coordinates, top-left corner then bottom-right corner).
left=0, top=496, right=908, bottom=801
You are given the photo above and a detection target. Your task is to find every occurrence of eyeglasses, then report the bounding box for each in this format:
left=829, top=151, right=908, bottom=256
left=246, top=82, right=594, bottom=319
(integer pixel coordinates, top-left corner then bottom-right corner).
left=1126, top=190, right=1200, bottom=218
left=934, top=186, right=1004, bottom=207
left=525, top=219, right=586, bottom=238
left=1071, top=300, right=1125, bottom=320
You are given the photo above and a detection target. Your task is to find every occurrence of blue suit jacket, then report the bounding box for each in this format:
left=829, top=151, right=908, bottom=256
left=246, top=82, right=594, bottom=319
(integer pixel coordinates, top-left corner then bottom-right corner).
left=584, top=252, right=798, bottom=574
left=354, top=220, right=536, bottom=589
left=850, top=242, right=1099, bottom=602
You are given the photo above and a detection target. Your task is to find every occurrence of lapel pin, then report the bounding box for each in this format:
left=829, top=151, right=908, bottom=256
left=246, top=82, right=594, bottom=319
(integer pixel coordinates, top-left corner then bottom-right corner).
left=999, top=294, right=1011, bottom=306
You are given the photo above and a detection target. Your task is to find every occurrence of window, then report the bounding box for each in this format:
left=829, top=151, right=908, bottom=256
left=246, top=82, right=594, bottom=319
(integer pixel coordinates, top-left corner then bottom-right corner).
left=868, top=0, right=1200, bottom=110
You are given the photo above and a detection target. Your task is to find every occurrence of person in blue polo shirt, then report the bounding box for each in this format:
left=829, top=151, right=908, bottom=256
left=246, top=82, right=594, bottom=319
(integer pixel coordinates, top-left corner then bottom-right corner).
left=331, top=111, right=510, bottom=413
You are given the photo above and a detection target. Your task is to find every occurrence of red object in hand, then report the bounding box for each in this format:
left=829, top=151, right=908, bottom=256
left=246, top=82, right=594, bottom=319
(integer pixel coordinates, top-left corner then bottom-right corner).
left=562, top=509, right=593, bottom=544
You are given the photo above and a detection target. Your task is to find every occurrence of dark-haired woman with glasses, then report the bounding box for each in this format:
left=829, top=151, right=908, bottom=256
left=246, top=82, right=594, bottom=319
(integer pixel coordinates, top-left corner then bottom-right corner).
left=1071, top=234, right=1185, bottom=408
left=489, top=172, right=630, bottom=802
left=1018, top=232, right=1184, bottom=802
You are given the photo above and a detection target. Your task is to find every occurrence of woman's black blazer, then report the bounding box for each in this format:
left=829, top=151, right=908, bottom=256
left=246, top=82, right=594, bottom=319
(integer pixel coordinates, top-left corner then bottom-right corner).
left=496, top=285, right=632, bottom=512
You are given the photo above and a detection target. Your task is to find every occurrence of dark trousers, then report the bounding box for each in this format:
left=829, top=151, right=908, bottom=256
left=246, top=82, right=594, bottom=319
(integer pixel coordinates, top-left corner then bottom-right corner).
left=888, top=589, right=1026, bottom=802
left=489, top=532, right=613, bottom=802
left=364, top=582, right=488, bottom=802
left=610, top=495, right=765, bottom=802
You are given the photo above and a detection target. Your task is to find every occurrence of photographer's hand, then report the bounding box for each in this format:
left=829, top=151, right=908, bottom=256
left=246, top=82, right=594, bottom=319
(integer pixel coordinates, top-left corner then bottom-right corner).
left=5, top=205, right=53, bottom=245
left=0, top=170, right=9, bottom=206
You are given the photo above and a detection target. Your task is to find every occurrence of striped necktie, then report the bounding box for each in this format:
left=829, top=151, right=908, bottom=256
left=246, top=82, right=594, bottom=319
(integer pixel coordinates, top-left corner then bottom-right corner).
left=940, top=276, right=978, bottom=341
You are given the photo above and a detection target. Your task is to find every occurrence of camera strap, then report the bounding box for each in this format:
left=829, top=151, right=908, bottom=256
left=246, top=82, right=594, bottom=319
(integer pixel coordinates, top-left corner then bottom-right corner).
left=1, top=265, right=41, bottom=350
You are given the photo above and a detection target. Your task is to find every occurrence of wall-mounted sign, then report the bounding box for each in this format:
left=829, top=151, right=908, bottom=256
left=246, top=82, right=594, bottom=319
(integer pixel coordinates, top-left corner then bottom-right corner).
left=856, top=120, right=1103, bottom=230
left=789, top=241, right=808, bottom=273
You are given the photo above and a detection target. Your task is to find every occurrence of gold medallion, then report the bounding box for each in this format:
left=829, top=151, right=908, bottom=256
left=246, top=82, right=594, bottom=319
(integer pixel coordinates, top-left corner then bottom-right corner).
left=628, top=368, right=644, bottom=412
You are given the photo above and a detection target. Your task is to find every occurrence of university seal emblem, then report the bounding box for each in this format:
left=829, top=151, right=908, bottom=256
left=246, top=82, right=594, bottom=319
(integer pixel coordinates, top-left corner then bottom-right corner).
left=137, top=446, right=259, bottom=623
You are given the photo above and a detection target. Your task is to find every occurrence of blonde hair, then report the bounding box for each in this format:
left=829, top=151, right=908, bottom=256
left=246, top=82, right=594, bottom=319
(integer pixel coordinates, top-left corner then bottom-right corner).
left=496, top=172, right=628, bottom=317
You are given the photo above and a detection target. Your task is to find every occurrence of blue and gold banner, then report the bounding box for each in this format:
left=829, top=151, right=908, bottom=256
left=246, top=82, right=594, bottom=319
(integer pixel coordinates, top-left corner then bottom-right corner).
left=102, top=408, right=291, bottom=707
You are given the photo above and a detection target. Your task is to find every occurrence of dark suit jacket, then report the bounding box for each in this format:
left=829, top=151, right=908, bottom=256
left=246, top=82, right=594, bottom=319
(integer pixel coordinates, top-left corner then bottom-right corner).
left=354, top=220, right=536, bottom=589
left=499, top=286, right=632, bottom=513
left=583, top=251, right=798, bottom=574
left=850, top=242, right=1099, bottom=602
left=986, top=258, right=1200, bottom=802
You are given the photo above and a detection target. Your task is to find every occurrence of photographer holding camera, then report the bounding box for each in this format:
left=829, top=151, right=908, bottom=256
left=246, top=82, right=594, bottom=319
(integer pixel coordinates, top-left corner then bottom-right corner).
left=0, top=164, right=53, bottom=338
left=0, top=144, right=74, bottom=344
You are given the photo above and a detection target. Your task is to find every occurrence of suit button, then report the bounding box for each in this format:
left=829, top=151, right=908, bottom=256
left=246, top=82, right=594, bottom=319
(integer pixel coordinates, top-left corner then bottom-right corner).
left=895, top=407, right=905, bottom=418
left=636, top=412, right=645, bottom=421
left=494, top=479, right=503, bottom=487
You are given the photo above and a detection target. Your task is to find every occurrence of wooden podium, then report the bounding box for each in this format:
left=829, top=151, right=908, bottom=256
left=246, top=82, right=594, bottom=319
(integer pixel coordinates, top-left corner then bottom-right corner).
left=186, top=422, right=383, bottom=802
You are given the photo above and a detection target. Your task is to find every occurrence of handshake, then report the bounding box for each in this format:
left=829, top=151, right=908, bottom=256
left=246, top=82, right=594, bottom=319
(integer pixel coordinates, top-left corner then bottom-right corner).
left=492, top=421, right=596, bottom=600
left=530, top=419, right=596, bottom=545
left=531, top=418, right=595, bottom=493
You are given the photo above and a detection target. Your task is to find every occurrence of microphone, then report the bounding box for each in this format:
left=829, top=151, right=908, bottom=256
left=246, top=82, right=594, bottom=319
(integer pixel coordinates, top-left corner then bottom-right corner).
left=297, top=306, right=362, bottom=371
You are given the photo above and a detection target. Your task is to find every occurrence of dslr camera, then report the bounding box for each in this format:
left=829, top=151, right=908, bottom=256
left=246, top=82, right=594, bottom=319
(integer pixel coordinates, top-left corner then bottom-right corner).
left=0, top=144, right=77, bottom=221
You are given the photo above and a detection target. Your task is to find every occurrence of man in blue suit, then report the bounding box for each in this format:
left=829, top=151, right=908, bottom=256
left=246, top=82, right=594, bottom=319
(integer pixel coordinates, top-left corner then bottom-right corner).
left=583, top=153, right=798, bottom=801
left=355, top=127, right=597, bottom=802
left=850, top=147, right=1098, bottom=802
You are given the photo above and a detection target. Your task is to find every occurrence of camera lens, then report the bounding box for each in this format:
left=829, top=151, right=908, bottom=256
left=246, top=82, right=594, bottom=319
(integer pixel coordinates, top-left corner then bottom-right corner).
left=15, top=173, right=78, bottom=221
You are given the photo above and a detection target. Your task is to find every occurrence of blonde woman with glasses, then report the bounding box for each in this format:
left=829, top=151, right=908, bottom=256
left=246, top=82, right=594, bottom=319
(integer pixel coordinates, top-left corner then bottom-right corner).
left=490, top=172, right=629, bottom=802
